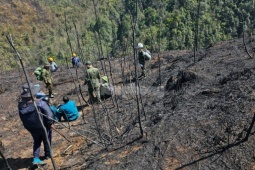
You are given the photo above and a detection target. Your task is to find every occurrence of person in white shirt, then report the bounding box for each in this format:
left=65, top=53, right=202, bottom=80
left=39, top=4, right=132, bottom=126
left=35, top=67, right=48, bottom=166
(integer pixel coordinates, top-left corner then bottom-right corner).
left=48, top=57, right=58, bottom=72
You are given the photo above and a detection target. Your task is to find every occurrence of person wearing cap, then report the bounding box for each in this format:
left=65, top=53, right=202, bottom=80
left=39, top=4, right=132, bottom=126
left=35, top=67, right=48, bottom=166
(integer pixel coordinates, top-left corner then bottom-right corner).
left=42, top=62, right=54, bottom=98
left=135, top=42, right=151, bottom=78
left=84, top=61, right=101, bottom=103
left=48, top=57, right=58, bottom=72
left=18, top=83, right=54, bottom=165
left=71, top=53, right=80, bottom=68
left=100, top=76, right=113, bottom=100
left=54, top=95, right=80, bottom=121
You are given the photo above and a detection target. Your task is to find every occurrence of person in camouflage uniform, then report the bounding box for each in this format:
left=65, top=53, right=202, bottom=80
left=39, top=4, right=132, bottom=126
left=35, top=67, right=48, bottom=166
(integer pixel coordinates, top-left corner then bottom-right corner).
left=84, top=61, right=101, bottom=103
left=42, top=62, right=54, bottom=98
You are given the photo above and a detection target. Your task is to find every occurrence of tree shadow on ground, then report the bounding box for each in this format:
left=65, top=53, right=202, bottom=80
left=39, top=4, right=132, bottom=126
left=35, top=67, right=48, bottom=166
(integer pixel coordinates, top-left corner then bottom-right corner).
left=0, top=157, right=33, bottom=170
left=77, top=104, right=89, bottom=111
left=82, top=135, right=143, bottom=169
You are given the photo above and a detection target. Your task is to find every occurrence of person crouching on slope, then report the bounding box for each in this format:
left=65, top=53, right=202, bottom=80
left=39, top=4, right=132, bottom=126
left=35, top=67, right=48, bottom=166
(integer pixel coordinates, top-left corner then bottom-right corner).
left=54, top=95, right=80, bottom=122
left=100, top=76, right=113, bottom=100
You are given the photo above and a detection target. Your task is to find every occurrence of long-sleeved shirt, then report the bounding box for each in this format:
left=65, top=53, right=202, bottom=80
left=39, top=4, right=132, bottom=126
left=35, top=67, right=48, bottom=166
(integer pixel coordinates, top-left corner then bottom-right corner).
left=85, top=67, right=101, bottom=88
left=72, top=57, right=80, bottom=67
left=49, top=61, right=58, bottom=72
left=55, top=100, right=79, bottom=121
left=18, top=99, right=54, bottom=132
left=42, top=68, right=53, bottom=84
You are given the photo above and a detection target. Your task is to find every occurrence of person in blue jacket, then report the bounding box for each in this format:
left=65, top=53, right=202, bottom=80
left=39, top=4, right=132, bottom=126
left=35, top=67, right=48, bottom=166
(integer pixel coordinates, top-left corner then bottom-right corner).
left=71, top=53, right=80, bottom=68
left=18, top=83, right=54, bottom=165
left=55, top=95, right=80, bottom=122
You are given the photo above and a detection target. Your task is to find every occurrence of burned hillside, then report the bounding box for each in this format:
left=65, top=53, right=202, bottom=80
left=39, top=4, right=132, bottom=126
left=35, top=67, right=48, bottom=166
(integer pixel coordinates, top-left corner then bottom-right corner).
left=1, top=37, right=255, bottom=170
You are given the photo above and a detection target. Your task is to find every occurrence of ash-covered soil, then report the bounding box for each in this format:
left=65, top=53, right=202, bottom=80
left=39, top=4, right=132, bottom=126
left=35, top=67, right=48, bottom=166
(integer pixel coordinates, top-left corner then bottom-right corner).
left=1, top=37, right=255, bottom=170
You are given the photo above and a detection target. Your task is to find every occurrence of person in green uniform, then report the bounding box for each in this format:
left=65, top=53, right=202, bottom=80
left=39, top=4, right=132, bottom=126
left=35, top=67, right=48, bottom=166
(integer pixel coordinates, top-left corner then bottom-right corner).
left=42, top=62, right=54, bottom=98
left=100, top=76, right=113, bottom=100
left=84, top=61, right=101, bottom=103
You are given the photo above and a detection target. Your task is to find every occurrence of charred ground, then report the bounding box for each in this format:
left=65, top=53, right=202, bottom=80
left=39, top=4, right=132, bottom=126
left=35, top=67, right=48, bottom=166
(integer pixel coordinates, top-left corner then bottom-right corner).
left=1, top=37, right=255, bottom=169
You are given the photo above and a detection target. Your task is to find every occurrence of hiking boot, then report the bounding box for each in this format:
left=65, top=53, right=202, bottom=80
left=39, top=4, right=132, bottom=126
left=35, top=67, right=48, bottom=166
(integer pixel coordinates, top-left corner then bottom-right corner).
left=50, top=94, right=54, bottom=98
left=32, top=157, right=46, bottom=165
left=43, top=149, right=53, bottom=160
left=42, top=155, right=50, bottom=160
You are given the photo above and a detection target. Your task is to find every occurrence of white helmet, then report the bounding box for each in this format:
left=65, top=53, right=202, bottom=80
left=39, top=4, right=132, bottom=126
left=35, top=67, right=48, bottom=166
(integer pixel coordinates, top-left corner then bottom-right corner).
left=136, top=43, right=143, bottom=49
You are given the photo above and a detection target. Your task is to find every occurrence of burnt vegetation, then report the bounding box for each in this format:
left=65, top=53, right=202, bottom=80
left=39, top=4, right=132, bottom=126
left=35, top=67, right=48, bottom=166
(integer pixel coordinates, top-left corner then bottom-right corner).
left=1, top=0, right=255, bottom=169
left=1, top=36, right=255, bottom=169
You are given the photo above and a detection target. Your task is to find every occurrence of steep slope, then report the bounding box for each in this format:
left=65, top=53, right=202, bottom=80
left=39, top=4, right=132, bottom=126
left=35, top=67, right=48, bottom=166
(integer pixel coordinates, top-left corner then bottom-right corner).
left=0, top=0, right=94, bottom=71
left=1, top=37, right=255, bottom=169
left=1, top=0, right=255, bottom=73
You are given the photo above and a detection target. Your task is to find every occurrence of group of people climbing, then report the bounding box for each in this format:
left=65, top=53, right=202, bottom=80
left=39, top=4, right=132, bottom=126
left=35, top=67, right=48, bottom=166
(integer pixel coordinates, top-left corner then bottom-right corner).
left=17, top=42, right=151, bottom=166
left=18, top=83, right=81, bottom=165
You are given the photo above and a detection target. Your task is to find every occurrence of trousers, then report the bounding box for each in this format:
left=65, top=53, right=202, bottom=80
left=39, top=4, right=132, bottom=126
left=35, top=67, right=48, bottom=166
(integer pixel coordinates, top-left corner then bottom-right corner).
left=88, top=86, right=101, bottom=102
left=30, top=128, right=52, bottom=158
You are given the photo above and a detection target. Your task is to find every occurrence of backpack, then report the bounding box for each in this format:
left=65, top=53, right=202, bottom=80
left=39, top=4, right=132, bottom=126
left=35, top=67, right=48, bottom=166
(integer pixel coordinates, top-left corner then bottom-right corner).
left=144, top=49, right=151, bottom=60
left=72, top=57, right=80, bottom=67
left=100, top=83, right=114, bottom=96
left=34, top=67, right=43, bottom=81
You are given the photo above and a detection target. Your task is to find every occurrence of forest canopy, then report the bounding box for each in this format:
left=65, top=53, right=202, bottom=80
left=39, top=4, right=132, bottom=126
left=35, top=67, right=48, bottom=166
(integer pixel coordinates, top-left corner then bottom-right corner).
left=0, top=0, right=254, bottom=71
